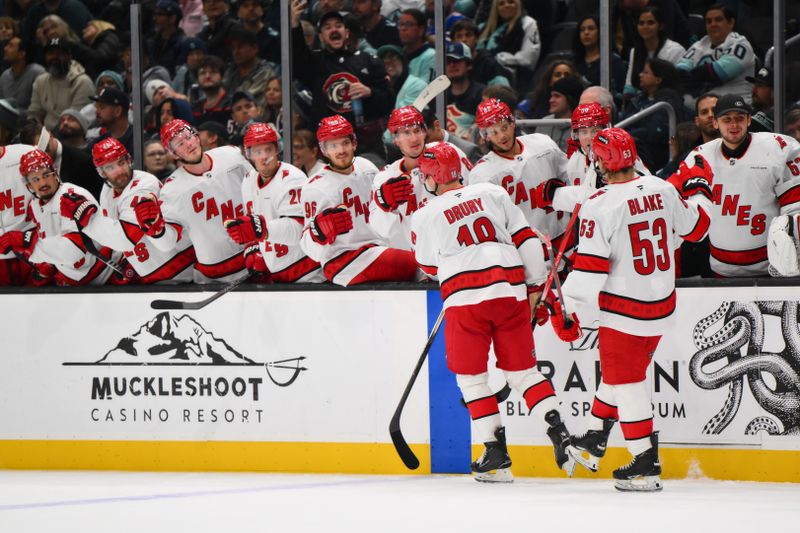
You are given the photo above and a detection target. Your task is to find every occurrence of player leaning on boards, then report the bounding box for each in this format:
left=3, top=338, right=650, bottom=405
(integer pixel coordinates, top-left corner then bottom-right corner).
left=299, top=115, right=420, bottom=286
left=410, top=143, right=585, bottom=482
left=553, top=128, right=712, bottom=492
left=224, top=122, right=324, bottom=283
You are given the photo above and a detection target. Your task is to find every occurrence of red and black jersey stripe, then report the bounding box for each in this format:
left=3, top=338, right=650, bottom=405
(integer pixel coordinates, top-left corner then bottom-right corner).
left=599, top=290, right=676, bottom=321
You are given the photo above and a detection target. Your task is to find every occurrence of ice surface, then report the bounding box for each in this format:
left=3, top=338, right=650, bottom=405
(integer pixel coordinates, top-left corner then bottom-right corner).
left=0, top=471, right=798, bottom=532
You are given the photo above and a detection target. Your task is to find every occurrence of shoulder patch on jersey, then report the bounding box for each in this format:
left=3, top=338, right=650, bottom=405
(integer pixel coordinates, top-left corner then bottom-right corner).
left=775, top=135, right=788, bottom=150
left=281, top=169, right=290, bottom=179
left=588, top=189, right=607, bottom=200
left=308, top=174, right=324, bottom=184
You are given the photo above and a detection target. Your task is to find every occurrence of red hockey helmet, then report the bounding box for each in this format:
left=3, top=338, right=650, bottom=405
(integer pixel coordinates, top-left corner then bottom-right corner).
left=571, top=103, right=610, bottom=131
left=592, top=128, right=637, bottom=172
left=244, top=122, right=279, bottom=148
left=476, top=98, right=514, bottom=130
left=19, top=149, right=55, bottom=177
left=92, top=137, right=129, bottom=168
left=388, top=106, right=426, bottom=134
left=160, top=119, right=197, bottom=151
left=317, top=115, right=355, bottom=143
left=418, top=143, right=461, bottom=184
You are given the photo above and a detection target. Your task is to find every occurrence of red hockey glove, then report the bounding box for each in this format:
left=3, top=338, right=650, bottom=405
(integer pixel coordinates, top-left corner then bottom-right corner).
left=668, top=155, right=713, bottom=200
left=133, top=193, right=166, bottom=237
left=376, top=175, right=414, bottom=211
left=244, top=244, right=270, bottom=274
left=566, top=137, right=581, bottom=158
left=0, top=229, right=38, bottom=256
left=530, top=288, right=556, bottom=326
left=29, top=262, right=56, bottom=286
left=550, top=299, right=582, bottom=342
left=312, top=206, right=353, bottom=244
left=60, top=190, right=97, bottom=229
left=534, top=179, right=566, bottom=211
left=225, top=214, right=267, bottom=245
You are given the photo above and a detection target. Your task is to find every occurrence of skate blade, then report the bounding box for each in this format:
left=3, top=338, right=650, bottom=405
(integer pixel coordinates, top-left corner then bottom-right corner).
left=561, top=454, right=576, bottom=477
left=613, top=476, right=663, bottom=492
left=473, top=468, right=514, bottom=483
left=568, top=447, right=600, bottom=473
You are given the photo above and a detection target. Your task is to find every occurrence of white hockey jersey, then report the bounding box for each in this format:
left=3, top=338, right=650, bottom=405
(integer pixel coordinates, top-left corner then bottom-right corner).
left=370, top=141, right=472, bottom=250
left=28, top=183, right=121, bottom=285
left=242, top=162, right=324, bottom=283
left=0, top=144, right=35, bottom=260
left=411, top=182, right=547, bottom=309
left=154, top=146, right=253, bottom=283
left=82, top=171, right=195, bottom=283
left=685, top=133, right=800, bottom=277
left=676, top=31, right=756, bottom=103
left=562, top=176, right=711, bottom=336
left=300, top=157, right=387, bottom=286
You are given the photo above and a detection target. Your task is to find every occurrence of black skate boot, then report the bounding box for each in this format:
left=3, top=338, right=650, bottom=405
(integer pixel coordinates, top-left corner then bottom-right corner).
left=471, top=427, right=513, bottom=483
left=570, top=418, right=615, bottom=472
left=544, top=410, right=582, bottom=477
left=613, top=432, right=663, bottom=492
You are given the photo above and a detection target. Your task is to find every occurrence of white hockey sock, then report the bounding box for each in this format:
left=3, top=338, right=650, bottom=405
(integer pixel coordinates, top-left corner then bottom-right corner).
left=613, top=381, right=654, bottom=456
left=503, top=368, right=559, bottom=424
left=588, top=382, right=618, bottom=431
left=457, top=373, right=502, bottom=444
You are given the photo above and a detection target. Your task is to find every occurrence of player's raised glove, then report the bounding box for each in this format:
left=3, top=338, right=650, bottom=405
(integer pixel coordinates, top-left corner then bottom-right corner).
left=244, top=244, right=269, bottom=274
left=0, top=229, right=38, bottom=256
left=60, top=190, right=97, bottom=229
left=376, top=175, right=414, bottom=211
left=225, top=214, right=267, bottom=245
left=668, top=155, right=713, bottom=200
left=534, top=179, right=566, bottom=211
left=133, top=193, right=166, bottom=237
left=312, top=206, right=353, bottom=244
left=550, top=299, right=582, bottom=342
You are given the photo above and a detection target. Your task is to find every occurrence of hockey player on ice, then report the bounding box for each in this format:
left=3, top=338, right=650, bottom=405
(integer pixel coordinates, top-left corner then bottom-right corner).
left=224, top=122, right=324, bottom=283
left=555, top=128, right=712, bottom=492
left=410, top=142, right=586, bottom=482
left=0, top=143, right=35, bottom=285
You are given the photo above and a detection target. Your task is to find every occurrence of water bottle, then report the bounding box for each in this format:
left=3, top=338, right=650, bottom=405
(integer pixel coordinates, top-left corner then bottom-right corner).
left=352, top=97, right=364, bottom=127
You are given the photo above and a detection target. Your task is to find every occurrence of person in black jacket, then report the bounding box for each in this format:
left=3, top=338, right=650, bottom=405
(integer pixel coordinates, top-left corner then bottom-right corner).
left=290, top=2, right=393, bottom=156
left=197, top=0, right=241, bottom=63
left=145, top=0, right=187, bottom=77
left=70, top=20, right=121, bottom=81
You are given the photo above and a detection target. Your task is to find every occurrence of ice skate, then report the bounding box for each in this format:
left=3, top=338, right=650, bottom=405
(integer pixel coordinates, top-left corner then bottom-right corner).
left=471, top=427, right=513, bottom=483
left=613, top=432, right=663, bottom=492
left=569, top=418, right=615, bottom=472
left=544, top=410, right=585, bottom=477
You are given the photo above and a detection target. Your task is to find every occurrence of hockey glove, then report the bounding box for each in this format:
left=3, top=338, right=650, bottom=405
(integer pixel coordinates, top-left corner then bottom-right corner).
left=133, top=193, right=166, bottom=237
left=530, top=288, right=556, bottom=326
left=566, top=137, right=581, bottom=159
left=0, top=229, right=38, bottom=256
left=768, top=214, right=800, bottom=277
left=534, top=179, right=566, bottom=211
left=312, top=206, right=353, bottom=245
left=668, top=155, right=713, bottom=200
left=244, top=244, right=270, bottom=274
left=225, top=215, right=267, bottom=245
left=550, top=300, right=582, bottom=342
left=376, top=175, right=414, bottom=211
left=29, top=262, right=57, bottom=287
left=60, top=190, right=97, bottom=229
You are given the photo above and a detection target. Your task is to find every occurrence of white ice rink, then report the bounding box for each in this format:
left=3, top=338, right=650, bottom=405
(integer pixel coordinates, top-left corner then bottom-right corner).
left=1, top=471, right=798, bottom=532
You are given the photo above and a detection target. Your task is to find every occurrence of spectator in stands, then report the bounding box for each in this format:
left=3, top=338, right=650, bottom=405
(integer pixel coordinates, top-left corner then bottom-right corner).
left=785, top=105, right=800, bottom=143
left=292, top=128, right=326, bottom=177
left=70, top=20, right=121, bottom=81
left=24, top=0, right=92, bottom=46
left=88, top=87, right=134, bottom=158
left=345, top=13, right=377, bottom=56
left=197, top=120, right=230, bottom=149
left=352, top=0, right=401, bottom=50
left=580, top=85, right=616, bottom=122
left=191, top=55, right=232, bottom=126
left=0, top=97, right=20, bottom=145
left=422, top=107, right=483, bottom=164
left=197, top=0, right=240, bottom=62
left=517, top=59, right=577, bottom=120
left=615, top=0, right=691, bottom=56
left=147, top=0, right=186, bottom=77
left=623, top=6, right=685, bottom=97
left=156, top=97, right=194, bottom=132
left=78, top=69, right=126, bottom=132
left=172, top=37, right=206, bottom=98
left=747, top=67, right=774, bottom=114
left=33, top=15, right=79, bottom=59
left=398, top=9, right=435, bottom=82
left=180, top=0, right=205, bottom=38
left=450, top=18, right=512, bottom=87
left=0, top=36, right=44, bottom=109
left=445, top=40, right=485, bottom=140
left=229, top=90, right=260, bottom=145
left=536, top=75, right=583, bottom=152
left=237, top=0, right=281, bottom=65
left=223, top=27, right=278, bottom=105
left=694, top=92, right=719, bottom=144
left=56, top=108, right=88, bottom=149
left=28, top=38, right=94, bottom=131
left=477, top=0, right=540, bottom=87
left=143, top=139, right=176, bottom=181
left=0, top=16, right=16, bottom=72
left=377, top=44, right=426, bottom=109
left=658, top=121, right=701, bottom=178
left=260, top=75, right=283, bottom=131
left=572, top=14, right=627, bottom=97
left=676, top=4, right=755, bottom=102
left=749, top=110, right=774, bottom=134
left=482, top=85, right=518, bottom=110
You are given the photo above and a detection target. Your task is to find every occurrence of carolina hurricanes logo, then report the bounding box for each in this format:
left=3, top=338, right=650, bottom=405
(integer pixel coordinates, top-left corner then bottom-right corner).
left=322, top=72, right=361, bottom=113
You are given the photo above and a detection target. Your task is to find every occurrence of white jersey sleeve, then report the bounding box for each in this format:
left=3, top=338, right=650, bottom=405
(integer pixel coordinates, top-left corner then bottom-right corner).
left=0, top=144, right=36, bottom=260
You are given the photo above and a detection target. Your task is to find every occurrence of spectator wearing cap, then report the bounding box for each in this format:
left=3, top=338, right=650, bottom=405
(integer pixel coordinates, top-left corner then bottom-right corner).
left=172, top=37, right=207, bottom=97
left=222, top=27, right=278, bottom=106
left=143, top=139, right=177, bottom=181
left=70, top=20, right=121, bottom=81
left=747, top=67, right=774, bottom=114
left=28, top=37, right=94, bottom=130
left=229, top=90, right=260, bottom=145
left=450, top=19, right=511, bottom=88
left=23, top=0, right=92, bottom=47
left=197, top=0, right=240, bottom=62
left=33, top=15, right=80, bottom=60
left=192, top=55, right=233, bottom=128
left=197, top=120, right=230, bottom=150
left=398, top=9, right=435, bottom=82
left=0, top=97, right=20, bottom=144
left=445, top=40, right=485, bottom=140
left=146, top=0, right=187, bottom=77
left=78, top=69, right=128, bottom=134
left=352, top=0, right=401, bottom=50
left=290, top=5, right=393, bottom=156
left=237, top=0, right=281, bottom=65
left=87, top=86, right=134, bottom=159
left=0, top=35, right=45, bottom=109
left=749, top=110, right=774, bottom=134
left=477, top=0, right=541, bottom=83
left=536, top=75, right=583, bottom=152
left=378, top=44, right=426, bottom=109
left=57, top=108, right=89, bottom=148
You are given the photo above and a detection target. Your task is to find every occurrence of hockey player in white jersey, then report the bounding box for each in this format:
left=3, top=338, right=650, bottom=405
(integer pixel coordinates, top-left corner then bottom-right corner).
left=299, top=115, right=420, bottom=286
left=0, top=149, right=121, bottom=285
left=223, top=122, right=323, bottom=283
left=681, top=94, right=800, bottom=277
left=370, top=106, right=472, bottom=250
left=411, top=143, right=584, bottom=482
left=0, top=143, right=36, bottom=285
left=555, top=128, right=712, bottom=491
left=133, top=119, right=253, bottom=284
left=57, top=138, right=196, bottom=284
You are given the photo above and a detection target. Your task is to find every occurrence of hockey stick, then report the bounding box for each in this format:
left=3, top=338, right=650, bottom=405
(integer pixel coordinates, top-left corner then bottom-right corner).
left=150, top=272, right=252, bottom=310
left=77, top=230, right=125, bottom=276
left=390, top=308, right=445, bottom=470
left=412, top=75, right=451, bottom=112
left=539, top=207, right=581, bottom=301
